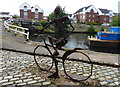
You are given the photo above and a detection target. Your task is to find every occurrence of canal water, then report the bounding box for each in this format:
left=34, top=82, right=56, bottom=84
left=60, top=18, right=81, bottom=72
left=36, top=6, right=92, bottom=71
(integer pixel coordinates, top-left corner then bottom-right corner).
left=30, top=33, right=89, bottom=49
left=30, top=33, right=119, bottom=54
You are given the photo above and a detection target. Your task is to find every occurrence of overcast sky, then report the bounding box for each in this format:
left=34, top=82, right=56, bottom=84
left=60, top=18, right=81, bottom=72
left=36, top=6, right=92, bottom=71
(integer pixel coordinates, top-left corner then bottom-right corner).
left=0, top=0, right=119, bottom=16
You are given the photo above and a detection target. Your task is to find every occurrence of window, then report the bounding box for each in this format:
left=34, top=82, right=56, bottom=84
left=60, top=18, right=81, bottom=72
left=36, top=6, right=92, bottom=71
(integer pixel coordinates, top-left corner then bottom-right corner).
left=35, top=9, right=38, bottom=14
left=24, top=6, right=27, bottom=11
left=24, top=15, right=28, bottom=20
left=89, top=19, right=91, bottom=22
left=89, top=15, right=91, bottom=17
left=104, top=18, right=107, bottom=21
left=24, top=12, right=27, bottom=16
left=34, top=15, right=38, bottom=18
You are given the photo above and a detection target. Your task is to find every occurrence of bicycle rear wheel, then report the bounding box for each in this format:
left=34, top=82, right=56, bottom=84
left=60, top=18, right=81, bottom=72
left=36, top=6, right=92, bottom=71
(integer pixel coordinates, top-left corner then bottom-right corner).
left=63, top=50, right=93, bottom=82
left=34, top=45, right=53, bottom=71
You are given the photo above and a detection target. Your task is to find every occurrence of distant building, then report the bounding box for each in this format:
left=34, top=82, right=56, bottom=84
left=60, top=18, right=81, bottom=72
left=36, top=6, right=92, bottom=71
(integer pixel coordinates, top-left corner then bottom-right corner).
left=98, top=8, right=115, bottom=23
left=20, top=2, right=43, bottom=21
left=0, top=12, right=10, bottom=20
left=73, top=5, right=115, bottom=24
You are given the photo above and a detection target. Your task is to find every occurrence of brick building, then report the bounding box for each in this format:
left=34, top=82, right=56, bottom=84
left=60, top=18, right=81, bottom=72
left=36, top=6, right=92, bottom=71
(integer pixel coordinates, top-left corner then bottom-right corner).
left=20, top=2, right=43, bottom=21
left=73, top=5, right=115, bottom=24
left=0, top=12, right=10, bottom=21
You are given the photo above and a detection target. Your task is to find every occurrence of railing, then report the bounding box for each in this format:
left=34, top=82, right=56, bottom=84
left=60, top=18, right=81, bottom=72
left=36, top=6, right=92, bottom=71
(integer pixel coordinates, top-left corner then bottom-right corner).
left=4, top=19, right=29, bottom=41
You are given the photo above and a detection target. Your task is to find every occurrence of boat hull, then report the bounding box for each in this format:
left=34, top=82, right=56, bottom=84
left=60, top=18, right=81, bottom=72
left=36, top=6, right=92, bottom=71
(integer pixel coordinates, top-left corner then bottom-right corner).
left=88, top=38, right=120, bottom=48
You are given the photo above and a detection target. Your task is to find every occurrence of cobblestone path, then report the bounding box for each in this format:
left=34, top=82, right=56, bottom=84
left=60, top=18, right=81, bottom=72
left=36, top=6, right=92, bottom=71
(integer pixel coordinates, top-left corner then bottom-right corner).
left=0, top=50, right=119, bottom=86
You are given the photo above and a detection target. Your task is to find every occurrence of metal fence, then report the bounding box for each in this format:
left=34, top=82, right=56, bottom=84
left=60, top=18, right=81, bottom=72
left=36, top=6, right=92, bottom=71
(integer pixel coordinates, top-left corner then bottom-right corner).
left=4, top=19, right=29, bottom=40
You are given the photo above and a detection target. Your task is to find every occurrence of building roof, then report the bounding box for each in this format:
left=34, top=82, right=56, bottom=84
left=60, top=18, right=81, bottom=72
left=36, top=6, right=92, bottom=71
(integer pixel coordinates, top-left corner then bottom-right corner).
left=98, top=8, right=110, bottom=13
left=0, top=12, right=9, bottom=14
left=74, top=5, right=93, bottom=14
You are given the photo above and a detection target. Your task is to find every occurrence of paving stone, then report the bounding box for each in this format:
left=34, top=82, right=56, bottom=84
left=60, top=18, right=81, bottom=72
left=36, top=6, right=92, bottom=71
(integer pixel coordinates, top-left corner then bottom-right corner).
left=90, top=76, right=96, bottom=79
left=98, top=77, right=106, bottom=81
left=113, top=78, right=119, bottom=81
left=17, top=82, right=27, bottom=86
left=0, top=79, right=8, bottom=83
left=104, top=73, right=110, bottom=76
left=23, top=78, right=33, bottom=82
left=114, top=82, right=119, bottom=85
left=42, top=82, right=51, bottom=85
left=14, top=74, right=23, bottom=77
left=105, top=76, right=112, bottom=79
left=106, top=79, right=114, bottom=83
left=37, top=79, right=46, bottom=82
left=10, top=78, right=20, bottom=81
left=0, top=77, right=3, bottom=80
left=20, top=76, right=27, bottom=79
left=108, top=72, right=115, bottom=75
left=34, top=77, right=41, bottom=80
left=15, top=80, right=23, bottom=83
left=28, top=75, right=36, bottom=78
left=4, top=76, right=13, bottom=79
left=24, top=73, right=32, bottom=76
left=27, top=80, right=37, bottom=84
left=2, top=82, right=14, bottom=85
left=108, top=83, right=115, bottom=85
left=100, top=81, right=108, bottom=85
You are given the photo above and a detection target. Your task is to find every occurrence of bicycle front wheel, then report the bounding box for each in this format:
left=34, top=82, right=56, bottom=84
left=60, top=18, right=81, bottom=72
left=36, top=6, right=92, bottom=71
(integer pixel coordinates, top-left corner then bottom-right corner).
left=63, top=50, right=93, bottom=82
left=34, top=45, right=53, bottom=71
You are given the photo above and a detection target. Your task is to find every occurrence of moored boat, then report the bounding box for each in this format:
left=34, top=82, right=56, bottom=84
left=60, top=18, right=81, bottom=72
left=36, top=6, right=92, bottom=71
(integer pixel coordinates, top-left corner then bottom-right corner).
left=88, top=27, right=120, bottom=49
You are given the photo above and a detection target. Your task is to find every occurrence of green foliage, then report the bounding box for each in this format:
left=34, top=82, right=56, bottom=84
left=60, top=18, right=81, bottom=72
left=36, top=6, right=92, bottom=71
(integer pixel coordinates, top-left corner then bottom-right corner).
left=12, top=16, right=18, bottom=19
left=111, top=15, right=120, bottom=26
left=88, top=22, right=101, bottom=25
left=77, top=22, right=84, bottom=25
left=47, top=5, right=69, bottom=32
left=39, top=20, right=48, bottom=27
left=48, top=6, right=67, bottom=21
left=36, top=26, right=43, bottom=30
left=100, top=26, right=104, bottom=31
left=87, top=24, right=96, bottom=36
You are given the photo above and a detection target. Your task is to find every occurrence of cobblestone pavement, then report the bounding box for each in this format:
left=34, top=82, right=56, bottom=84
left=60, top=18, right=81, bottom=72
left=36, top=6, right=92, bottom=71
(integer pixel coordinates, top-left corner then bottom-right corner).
left=0, top=50, right=119, bottom=86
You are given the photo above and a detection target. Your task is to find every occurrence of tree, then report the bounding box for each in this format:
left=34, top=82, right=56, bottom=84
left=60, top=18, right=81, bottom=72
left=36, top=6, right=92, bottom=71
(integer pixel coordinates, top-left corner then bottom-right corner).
left=39, top=20, right=48, bottom=27
left=111, top=15, right=120, bottom=26
left=47, top=6, right=69, bottom=31
left=48, top=6, right=67, bottom=21
left=87, top=24, right=96, bottom=36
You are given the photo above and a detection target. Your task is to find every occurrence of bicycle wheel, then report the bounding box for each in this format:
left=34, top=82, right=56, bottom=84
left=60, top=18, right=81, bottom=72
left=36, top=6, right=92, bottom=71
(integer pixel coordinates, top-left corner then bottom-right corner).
left=34, top=45, right=54, bottom=71
left=63, top=50, right=93, bottom=82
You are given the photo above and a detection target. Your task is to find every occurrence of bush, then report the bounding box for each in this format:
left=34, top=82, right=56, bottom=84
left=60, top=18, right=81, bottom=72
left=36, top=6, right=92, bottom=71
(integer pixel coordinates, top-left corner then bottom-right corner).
left=87, top=24, right=96, bottom=36
left=111, top=15, right=120, bottom=26
left=77, top=22, right=84, bottom=25
left=39, top=20, right=48, bottom=28
left=88, top=22, right=101, bottom=25
left=100, top=26, right=104, bottom=31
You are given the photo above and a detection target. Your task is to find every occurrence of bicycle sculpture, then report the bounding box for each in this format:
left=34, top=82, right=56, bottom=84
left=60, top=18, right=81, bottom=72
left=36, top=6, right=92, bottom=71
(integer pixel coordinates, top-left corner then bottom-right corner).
left=34, top=6, right=93, bottom=82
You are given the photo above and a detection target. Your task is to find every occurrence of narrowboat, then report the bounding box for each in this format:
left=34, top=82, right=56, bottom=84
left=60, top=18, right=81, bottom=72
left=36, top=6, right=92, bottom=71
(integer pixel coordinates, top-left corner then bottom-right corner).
left=88, top=27, right=120, bottom=49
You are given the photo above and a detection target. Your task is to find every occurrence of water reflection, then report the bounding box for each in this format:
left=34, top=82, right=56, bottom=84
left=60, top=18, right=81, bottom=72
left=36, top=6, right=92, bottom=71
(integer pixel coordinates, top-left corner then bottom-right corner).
left=65, top=34, right=88, bottom=49
left=30, top=33, right=89, bottom=49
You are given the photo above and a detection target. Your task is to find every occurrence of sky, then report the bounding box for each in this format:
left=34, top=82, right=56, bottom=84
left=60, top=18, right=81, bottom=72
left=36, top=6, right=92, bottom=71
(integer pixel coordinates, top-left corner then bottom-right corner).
left=0, top=0, right=119, bottom=16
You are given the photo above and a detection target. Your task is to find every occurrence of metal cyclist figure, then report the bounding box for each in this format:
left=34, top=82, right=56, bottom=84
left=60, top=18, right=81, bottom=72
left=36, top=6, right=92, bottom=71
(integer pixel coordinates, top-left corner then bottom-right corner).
left=34, top=5, right=75, bottom=79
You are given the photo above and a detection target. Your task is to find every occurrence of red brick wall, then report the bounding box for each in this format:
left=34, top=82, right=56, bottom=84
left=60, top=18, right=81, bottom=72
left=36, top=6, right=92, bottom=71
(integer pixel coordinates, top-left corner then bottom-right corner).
left=28, top=10, right=31, bottom=20
left=31, top=12, right=35, bottom=20
left=98, top=15, right=109, bottom=23
left=85, top=9, right=98, bottom=24
left=20, top=9, right=43, bottom=21
left=20, top=10, right=24, bottom=19
left=38, top=12, right=43, bottom=20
